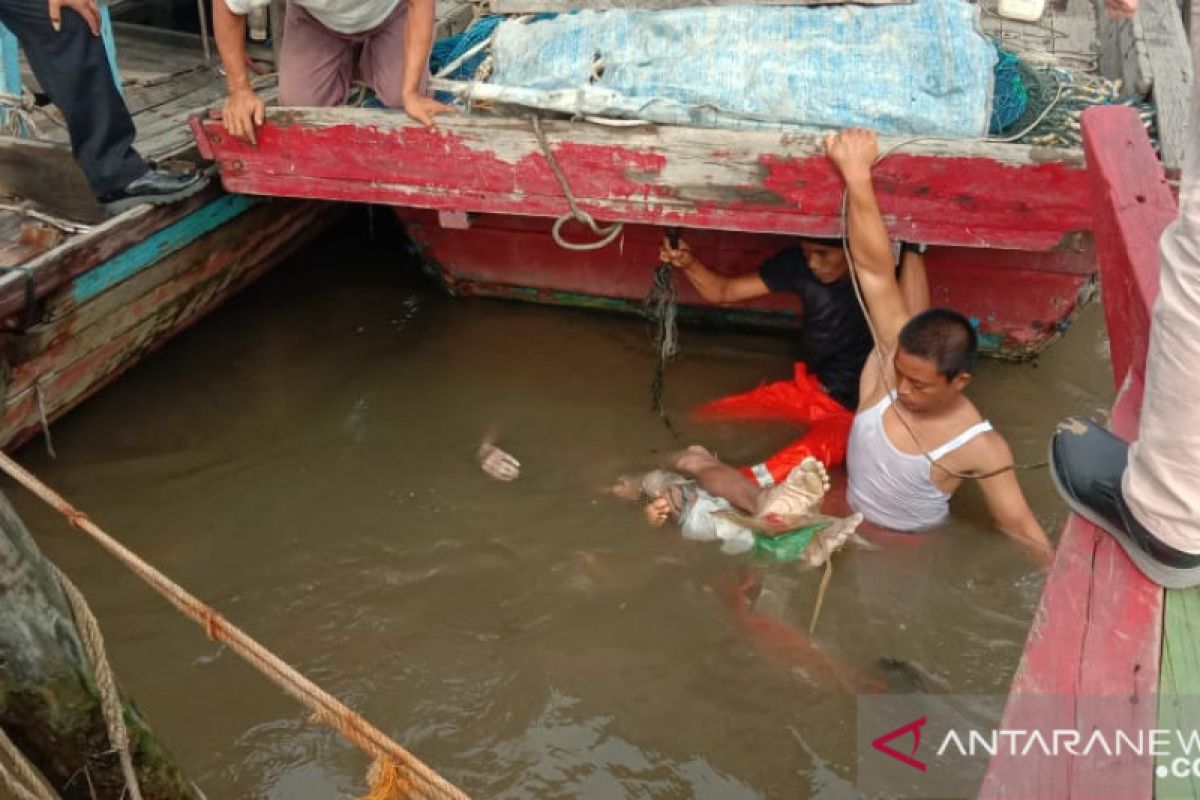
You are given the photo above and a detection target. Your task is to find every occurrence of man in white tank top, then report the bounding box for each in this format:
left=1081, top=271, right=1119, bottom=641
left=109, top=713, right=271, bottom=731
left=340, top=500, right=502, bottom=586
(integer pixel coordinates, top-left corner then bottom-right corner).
left=825, top=129, right=1052, bottom=560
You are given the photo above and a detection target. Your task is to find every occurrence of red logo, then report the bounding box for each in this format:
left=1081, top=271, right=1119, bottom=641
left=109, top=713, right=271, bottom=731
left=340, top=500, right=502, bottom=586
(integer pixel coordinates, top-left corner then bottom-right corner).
left=872, top=716, right=928, bottom=772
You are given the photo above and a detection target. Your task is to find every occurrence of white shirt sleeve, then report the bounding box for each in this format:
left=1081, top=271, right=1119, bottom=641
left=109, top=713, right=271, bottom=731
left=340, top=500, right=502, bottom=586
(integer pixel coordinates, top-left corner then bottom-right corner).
left=221, top=0, right=269, bottom=15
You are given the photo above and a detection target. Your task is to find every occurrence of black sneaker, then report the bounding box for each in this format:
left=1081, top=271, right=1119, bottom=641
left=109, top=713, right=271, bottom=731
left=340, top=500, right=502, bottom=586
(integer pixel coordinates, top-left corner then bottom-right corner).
left=1049, top=417, right=1200, bottom=588
left=99, top=166, right=209, bottom=216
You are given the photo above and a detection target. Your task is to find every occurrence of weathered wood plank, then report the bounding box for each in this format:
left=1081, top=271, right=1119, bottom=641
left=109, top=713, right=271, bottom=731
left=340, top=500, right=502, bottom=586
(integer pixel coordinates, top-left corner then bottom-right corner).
left=1098, top=0, right=1192, bottom=172
left=979, top=105, right=1174, bottom=800
left=1084, top=105, right=1176, bottom=385
left=195, top=110, right=1091, bottom=251
left=491, top=0, right=907, bottom=11
left=0, top=200, right=332, bottom=450
left=0, top=187, right=219, bottom=323
left=1157, top=588, right=1200, bottom=800
left=0, top=136, right=107, bottom=224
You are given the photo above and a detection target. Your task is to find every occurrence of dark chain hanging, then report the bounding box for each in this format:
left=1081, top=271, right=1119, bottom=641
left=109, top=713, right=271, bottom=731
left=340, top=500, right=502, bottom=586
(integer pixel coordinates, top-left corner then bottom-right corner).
left=644, top=228, right=681, bottom=434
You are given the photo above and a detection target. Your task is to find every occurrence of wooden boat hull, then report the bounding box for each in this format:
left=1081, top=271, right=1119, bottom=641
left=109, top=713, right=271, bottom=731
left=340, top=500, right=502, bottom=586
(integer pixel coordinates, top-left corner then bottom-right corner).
left=396, top=207, right=1096, bottom=360
left=193, top=111, right=1099, bottom=360
left=0, top=193, right=335, bottom=451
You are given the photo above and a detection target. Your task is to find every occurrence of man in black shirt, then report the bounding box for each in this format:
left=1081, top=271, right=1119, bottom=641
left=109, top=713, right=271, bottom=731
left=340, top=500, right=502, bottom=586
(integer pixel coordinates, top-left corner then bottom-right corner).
left=660, top=236, right=928, bottom=487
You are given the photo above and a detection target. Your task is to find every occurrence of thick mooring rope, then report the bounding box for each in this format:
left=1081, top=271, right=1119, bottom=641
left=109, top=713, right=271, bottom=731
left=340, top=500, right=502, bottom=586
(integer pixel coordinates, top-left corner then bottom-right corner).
left=530, top=116, right=623, bottom=252
left=0, top=452, right=469, bottom=800
left=50, top=564, right=143, bottom=800
left=0, top=726, right=56, bottom=800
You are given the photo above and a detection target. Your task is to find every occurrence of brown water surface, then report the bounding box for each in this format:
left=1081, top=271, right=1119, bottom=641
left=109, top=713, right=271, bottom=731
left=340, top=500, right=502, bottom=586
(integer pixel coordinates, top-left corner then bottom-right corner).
left=9, top=214, right=1113, bottom=798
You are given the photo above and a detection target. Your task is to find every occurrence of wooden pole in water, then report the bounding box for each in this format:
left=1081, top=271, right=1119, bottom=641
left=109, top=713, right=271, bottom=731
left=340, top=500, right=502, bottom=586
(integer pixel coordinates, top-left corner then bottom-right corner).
left=0, top=490, right=199, bottom=800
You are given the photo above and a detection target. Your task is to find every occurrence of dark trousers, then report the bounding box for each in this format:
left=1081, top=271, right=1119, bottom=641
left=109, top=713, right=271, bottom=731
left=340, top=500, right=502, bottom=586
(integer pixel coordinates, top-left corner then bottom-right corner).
left=0, top=0, right=146, bottom=197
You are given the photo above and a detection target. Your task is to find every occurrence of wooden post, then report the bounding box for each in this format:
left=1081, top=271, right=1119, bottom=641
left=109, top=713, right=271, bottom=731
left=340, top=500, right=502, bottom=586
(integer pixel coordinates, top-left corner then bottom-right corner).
left=0, top=490, right=199, bottom=800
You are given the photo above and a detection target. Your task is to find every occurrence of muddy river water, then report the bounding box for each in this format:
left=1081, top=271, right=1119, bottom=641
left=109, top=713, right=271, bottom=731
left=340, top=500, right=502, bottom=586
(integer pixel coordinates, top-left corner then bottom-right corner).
left=9, top=213, right=1114, bottom=798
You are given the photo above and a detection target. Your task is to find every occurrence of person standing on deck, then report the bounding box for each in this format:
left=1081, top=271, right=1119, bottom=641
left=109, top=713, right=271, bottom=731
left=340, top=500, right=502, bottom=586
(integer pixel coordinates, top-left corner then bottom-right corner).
left=1049, top=0, right=1200, bottom=588
left=213, top=0, right=454, bottom=143
left=0, top=0, right=206, bottom=214
left=660, top=225, right=930, bottom=488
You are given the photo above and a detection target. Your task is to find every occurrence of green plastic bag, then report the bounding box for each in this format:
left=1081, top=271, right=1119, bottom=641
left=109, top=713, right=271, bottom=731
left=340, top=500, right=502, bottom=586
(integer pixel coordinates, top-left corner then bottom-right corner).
left=751, top=522, right=827, bottom=563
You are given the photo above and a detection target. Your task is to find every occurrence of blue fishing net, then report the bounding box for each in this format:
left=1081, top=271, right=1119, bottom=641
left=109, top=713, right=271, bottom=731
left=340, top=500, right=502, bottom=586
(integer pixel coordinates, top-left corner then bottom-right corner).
left=989, top=45, right=1028, bottom=134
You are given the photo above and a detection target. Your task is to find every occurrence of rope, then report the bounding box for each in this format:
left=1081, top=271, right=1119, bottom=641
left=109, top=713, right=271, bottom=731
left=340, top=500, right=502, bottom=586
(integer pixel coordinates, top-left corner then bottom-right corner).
left=530, top=116, right=623, bottom=252
left=808, top=558, right=833, bottom=635
left=0, top=204, right=93, bottom=235
left=0, top=727, right=57, bottom=800
left=49, top=564, right=143, bottom=800
left=0, top=453, right=469, bottom=800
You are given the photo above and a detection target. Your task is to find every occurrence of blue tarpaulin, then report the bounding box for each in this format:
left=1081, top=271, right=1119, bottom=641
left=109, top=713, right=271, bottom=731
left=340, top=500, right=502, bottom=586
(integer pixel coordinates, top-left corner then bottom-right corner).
left=487, top=0, right=997, bottom=137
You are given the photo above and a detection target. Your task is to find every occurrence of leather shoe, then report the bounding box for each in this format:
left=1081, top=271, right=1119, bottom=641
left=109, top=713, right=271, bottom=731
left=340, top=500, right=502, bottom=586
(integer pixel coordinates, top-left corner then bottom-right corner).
left=100, top=167, right=209, bottom=216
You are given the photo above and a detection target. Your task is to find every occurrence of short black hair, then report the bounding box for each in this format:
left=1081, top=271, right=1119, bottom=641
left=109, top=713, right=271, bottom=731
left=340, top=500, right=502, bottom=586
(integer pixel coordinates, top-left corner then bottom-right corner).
left=898, top=308, right=978, bottom=379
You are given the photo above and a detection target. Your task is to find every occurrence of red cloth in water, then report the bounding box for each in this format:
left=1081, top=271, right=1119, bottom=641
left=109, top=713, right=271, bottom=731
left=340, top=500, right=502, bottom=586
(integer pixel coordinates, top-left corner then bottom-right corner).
left=694, top=363, right=854, bottom=484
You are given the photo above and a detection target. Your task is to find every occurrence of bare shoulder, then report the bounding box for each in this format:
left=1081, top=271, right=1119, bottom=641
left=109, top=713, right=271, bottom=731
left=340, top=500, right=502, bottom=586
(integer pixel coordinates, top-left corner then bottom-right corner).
left=957, top=428, right=1016, bottom=477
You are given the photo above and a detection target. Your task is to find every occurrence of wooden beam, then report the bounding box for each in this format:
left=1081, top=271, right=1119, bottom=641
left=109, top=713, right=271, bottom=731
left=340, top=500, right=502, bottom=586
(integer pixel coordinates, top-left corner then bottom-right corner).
left=193, top=110, right=1092, bottom=251
left=1083, top=105, right=1176, bottom=386
left=979, top=105, right=1175, bottom=800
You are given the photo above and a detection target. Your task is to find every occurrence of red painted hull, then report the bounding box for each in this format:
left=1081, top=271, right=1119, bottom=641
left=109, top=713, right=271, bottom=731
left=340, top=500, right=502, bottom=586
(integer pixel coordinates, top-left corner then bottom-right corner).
left=397, top=208, right=1095, bottom=360
left=191, top=111, right=1100, bottom=359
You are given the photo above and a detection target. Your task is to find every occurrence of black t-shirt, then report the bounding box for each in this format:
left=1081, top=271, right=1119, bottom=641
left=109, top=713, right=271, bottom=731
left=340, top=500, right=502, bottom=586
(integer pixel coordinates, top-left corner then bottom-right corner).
left=759, top=248, right=873, bottom=410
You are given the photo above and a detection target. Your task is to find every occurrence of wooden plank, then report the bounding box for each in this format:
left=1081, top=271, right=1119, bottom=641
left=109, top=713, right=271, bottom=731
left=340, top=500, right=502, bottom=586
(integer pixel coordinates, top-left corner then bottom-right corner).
left=0, top=200, right=332, bottom=450
left=491, top=0, right=908, bottom=11
left=0, top=187, right=220, bottom=322
left=1083, top=105, right=1176, bottom=386
left=1098, top=0, right=1192, bottom=172
left=194, top=110, right=1091, bottom=251
left=0, top=136, right=108, bottom=224
left=1157, top=588, right=1200, bottom=800
left=979, top=105, right=1175, bottom=800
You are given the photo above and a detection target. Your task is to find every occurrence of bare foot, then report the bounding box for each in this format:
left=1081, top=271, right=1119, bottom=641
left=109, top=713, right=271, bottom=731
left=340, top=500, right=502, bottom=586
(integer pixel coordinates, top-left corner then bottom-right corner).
left=756, top=457, right=830, bottom=519
left=644, top=497, right=672, bottom=527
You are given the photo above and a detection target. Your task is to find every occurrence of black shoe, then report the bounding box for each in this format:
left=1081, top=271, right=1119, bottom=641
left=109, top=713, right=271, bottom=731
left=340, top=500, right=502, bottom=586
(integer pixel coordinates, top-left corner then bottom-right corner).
left=99, top=167, right=209, bottom=216
left=1049, top=417, right=1200, bottom=588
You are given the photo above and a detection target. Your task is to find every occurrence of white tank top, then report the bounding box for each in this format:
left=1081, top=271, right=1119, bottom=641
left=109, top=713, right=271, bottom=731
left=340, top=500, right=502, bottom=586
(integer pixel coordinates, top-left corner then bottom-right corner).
left=846, top=393, right=993, bottom=531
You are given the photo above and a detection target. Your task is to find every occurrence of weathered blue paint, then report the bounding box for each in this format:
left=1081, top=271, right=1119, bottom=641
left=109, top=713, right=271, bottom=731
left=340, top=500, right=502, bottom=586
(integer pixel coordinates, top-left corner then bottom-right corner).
left=73, top=194, right=258, bottom=304
left=99, top=3, right=123, bottom=96
left=0, top=23, right=19, bottom=97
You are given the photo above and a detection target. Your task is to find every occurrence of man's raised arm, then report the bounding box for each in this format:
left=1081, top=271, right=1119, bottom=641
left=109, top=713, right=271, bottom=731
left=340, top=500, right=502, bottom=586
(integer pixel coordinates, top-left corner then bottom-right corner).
left=824, top=129, right=909, bottom=351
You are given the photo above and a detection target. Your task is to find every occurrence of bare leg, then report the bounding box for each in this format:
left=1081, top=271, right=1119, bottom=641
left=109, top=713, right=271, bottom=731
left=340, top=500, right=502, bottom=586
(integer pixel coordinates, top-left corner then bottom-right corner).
left=673, top=445, right=761, bottom=512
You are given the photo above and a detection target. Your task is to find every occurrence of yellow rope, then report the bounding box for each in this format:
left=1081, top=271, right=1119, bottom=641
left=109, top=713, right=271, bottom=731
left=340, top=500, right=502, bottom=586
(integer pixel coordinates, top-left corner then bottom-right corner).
left=0, top=452, right=469, bottom=800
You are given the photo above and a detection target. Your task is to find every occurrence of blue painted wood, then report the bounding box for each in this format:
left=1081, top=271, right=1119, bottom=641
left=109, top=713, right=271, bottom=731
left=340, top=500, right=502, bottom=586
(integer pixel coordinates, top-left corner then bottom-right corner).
left=0, top=23, right=20, bottom=97
left=100, top=2, right=122, bottom=96
left=73, top=194, right=258, bottom=304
